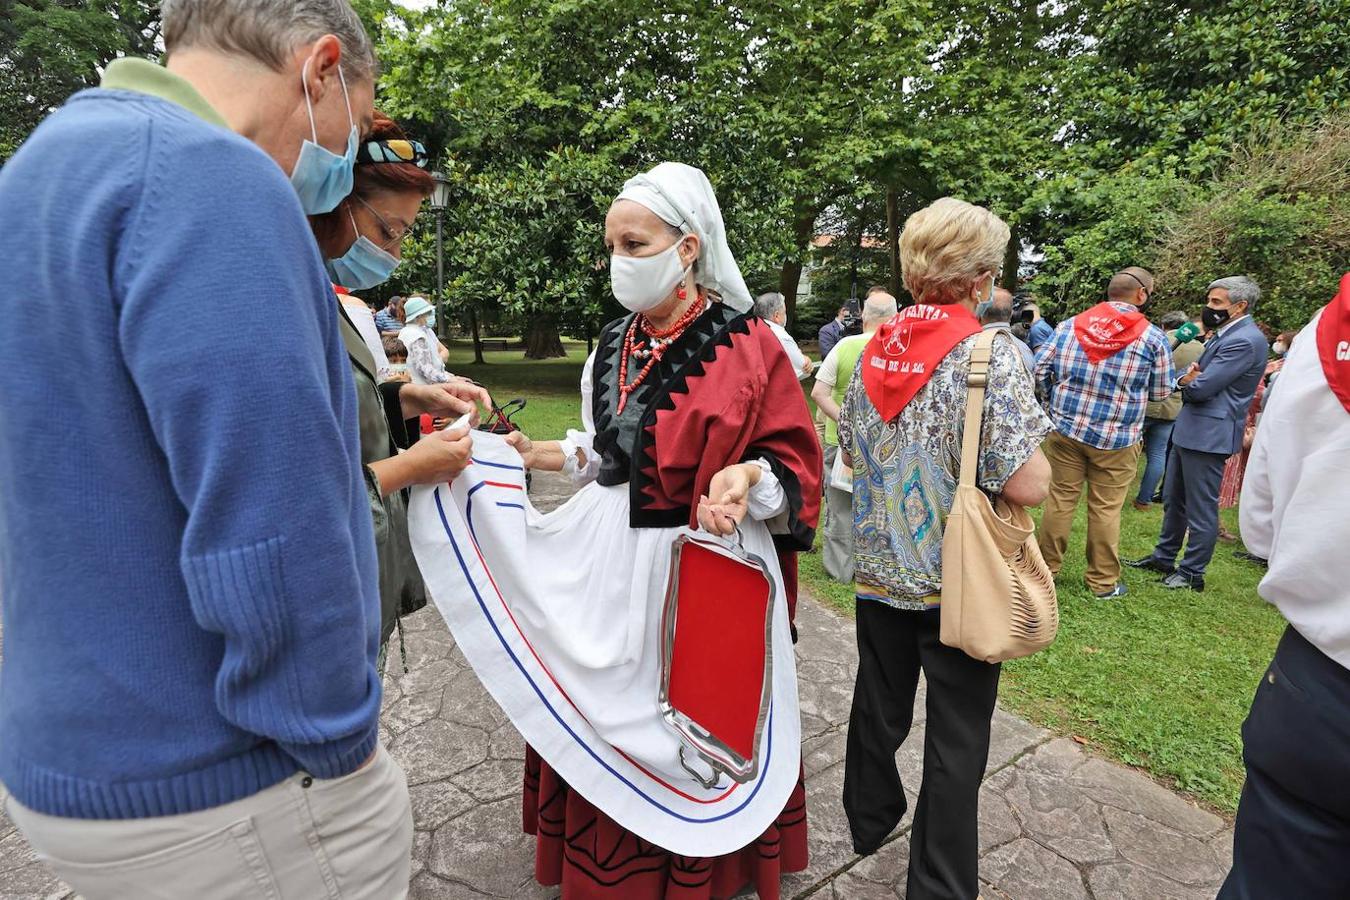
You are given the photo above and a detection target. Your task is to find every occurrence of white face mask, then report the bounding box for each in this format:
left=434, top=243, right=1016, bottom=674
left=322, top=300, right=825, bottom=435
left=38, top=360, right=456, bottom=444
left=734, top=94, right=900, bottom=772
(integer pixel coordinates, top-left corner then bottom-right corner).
left=610, top=237, right=691, bottom=313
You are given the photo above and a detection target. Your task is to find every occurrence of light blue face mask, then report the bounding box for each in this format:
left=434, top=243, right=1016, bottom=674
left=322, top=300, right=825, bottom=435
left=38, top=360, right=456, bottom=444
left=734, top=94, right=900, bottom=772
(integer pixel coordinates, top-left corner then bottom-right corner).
left=325, top=207, right=400, bottom=289
left=974, top=275, right=997, bottom=318
left=290, top=59, right=358, bottom=215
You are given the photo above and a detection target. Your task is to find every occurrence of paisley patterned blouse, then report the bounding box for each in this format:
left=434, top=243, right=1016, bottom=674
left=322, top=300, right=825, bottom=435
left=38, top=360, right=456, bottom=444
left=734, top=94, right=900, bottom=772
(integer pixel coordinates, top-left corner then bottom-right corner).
left=838, top=331, right=1052, bottom=610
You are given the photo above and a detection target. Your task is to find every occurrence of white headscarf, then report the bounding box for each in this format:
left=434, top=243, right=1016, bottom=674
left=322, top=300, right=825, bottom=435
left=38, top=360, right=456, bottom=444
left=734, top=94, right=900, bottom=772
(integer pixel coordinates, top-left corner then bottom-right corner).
left=615, top=162, right=753, bottom=313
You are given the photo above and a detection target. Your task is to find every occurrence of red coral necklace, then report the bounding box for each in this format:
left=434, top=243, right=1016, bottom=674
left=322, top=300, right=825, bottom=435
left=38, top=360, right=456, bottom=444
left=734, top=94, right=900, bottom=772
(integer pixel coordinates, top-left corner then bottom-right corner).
left=617, top=288, right=705, bottom=414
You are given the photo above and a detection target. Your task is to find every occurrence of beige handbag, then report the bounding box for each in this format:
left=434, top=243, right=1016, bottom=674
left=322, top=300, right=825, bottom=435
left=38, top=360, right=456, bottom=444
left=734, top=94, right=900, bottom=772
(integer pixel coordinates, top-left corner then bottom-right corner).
left=939, top=329, right=1058, bottom=663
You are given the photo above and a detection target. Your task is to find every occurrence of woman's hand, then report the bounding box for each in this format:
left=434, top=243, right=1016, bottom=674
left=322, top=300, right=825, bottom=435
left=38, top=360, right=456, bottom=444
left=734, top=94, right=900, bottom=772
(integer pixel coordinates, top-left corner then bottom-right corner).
left=504, top=431, right=536, bottom=469
left=697, top=463, right=761, bottom=536
left=401, top=426, right=474, bottom=487
left=400, top=382, right=491, bottom=424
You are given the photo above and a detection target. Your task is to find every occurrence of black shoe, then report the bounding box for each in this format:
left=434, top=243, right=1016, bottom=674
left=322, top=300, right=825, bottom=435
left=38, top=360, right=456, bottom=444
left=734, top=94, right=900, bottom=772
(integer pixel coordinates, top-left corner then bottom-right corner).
left=1233, top=550, right=1269, bottom=567
left=1092, top=583, right=1128, bottom=599
left=1125, top=556, right=1175, bottom=575
left=1160, top=571, right=1204, bottom=592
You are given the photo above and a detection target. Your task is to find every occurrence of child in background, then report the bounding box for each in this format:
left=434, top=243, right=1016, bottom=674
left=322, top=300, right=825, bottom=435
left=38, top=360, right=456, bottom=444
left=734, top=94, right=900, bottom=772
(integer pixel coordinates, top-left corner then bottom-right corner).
left=384, top=337, right=411, bottom=382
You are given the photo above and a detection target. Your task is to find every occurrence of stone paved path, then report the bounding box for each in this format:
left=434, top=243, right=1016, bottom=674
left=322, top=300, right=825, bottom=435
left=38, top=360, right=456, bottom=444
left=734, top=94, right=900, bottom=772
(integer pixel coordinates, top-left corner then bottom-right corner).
left=0, top=472, right=1235, bottom=899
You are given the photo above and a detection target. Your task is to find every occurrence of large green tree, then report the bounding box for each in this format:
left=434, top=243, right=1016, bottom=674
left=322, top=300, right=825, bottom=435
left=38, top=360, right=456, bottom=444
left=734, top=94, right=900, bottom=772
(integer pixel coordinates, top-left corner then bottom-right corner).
left=1, top=0, right=160, bottom=161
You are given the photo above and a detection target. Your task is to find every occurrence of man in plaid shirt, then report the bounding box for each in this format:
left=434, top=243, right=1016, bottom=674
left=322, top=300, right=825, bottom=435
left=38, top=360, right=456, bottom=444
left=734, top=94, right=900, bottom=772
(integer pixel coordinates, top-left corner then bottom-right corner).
left=1034, top=268, right=1174, bottom=598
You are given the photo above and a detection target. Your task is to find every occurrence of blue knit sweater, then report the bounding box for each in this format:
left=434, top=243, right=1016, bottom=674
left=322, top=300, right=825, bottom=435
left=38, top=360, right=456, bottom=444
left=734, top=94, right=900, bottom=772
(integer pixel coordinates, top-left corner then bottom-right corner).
left=0, top=86, right=382, bottom=818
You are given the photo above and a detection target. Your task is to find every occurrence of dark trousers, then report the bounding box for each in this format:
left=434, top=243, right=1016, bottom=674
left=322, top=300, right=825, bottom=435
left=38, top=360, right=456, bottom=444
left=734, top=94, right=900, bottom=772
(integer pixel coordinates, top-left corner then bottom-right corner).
left=842, top=602, right=1001, bottom=900
left=1219, top=626, right=1350, bottom=900
left=1152, top=444, right=1227, bottom=578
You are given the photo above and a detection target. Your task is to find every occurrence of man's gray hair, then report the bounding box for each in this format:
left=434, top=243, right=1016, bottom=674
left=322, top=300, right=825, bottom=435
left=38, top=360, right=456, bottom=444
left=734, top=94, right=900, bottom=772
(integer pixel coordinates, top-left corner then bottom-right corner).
left=161, top=0, right=376, bottom=80
left=754, top=292, right=786, bottom=320
left=862, top=292, right=898, bottom=324
left=981, top=300, right=1012, bottom=324
left=1208, top=275, right=1261, bottom=312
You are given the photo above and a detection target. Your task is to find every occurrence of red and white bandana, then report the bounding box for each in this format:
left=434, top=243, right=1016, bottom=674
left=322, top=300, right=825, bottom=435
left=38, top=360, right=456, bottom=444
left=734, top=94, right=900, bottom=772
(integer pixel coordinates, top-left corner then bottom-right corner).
left=1072, top=301, right=1149, bottom=363
left=1316, top=272, right=1350, bottom=414
left=861, top=304, right=982, bottom=421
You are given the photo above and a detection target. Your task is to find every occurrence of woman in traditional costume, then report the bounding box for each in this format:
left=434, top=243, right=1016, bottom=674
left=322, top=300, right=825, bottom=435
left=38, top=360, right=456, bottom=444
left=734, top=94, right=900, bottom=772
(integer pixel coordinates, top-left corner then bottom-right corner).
left=411, top=162, right=820, bottom=898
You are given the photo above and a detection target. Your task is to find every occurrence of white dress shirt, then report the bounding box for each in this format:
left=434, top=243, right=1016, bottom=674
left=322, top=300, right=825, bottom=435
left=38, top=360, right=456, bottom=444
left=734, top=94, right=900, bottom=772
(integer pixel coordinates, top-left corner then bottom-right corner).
left=766, top=320, right=810, bottom=380
left=339, top=297, right=392, bottom=381
left=1240, top=308, right=1350, bottom=668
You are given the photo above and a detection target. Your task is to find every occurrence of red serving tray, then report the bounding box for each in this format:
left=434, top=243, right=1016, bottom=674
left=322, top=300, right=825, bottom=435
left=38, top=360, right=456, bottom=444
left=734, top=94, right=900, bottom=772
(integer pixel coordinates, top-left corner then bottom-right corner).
left=659, top=533, right=776, bottom=784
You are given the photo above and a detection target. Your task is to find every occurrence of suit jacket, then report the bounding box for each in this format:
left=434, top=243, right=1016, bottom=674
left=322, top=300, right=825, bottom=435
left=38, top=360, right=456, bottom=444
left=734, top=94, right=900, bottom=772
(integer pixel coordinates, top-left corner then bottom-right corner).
left=818, top=318, right=845, bottom=359
left=1173, top=316, right=1268, bottom=456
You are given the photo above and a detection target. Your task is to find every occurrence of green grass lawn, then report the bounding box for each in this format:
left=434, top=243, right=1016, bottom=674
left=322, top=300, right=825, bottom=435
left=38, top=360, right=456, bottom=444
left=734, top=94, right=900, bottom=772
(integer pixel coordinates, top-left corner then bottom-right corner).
left=446, top=348, right=1281, bottom=814
left=444, top=341, right=589, bottom=439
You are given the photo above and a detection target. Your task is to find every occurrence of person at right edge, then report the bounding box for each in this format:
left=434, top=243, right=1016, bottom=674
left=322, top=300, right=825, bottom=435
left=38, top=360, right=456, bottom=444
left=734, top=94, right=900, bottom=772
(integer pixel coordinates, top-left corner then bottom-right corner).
left=839, top=198, right=1052, bottom=900
left=1034, top=267, right=1173, bottom=599
left=1129, top=276, right=1268, bottom=591
left=0, top=1, right=414, bottom=897
left=1216, top=273, right=1350, bottom=900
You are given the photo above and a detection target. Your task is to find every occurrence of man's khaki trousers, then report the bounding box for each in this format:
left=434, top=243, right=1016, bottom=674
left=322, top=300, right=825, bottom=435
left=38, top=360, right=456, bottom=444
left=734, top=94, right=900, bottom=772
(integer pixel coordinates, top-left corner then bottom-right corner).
left=1037, top=431, right=1141, bottom=593
left=6, top=744, right=412, bottom=900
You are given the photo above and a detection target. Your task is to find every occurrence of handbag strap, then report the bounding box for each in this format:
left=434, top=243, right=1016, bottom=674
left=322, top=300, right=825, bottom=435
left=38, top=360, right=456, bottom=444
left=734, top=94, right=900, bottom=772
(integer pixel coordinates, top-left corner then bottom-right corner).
left=958, top=328, right=998, bottom=487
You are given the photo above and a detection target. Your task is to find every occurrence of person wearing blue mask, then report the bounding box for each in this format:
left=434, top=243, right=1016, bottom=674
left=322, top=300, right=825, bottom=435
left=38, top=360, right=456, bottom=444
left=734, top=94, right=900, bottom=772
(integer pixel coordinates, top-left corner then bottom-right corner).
left=398, top=295, right=455, bottom=384
left=311, top=112, right=488, bottom=667
left=0, top=1, right=433, bottom=897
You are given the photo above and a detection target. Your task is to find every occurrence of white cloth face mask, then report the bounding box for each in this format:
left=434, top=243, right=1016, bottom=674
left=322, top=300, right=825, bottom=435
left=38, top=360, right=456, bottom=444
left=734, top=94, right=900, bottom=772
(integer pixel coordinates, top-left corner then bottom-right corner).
left=610, top=238, right=691, bottom=313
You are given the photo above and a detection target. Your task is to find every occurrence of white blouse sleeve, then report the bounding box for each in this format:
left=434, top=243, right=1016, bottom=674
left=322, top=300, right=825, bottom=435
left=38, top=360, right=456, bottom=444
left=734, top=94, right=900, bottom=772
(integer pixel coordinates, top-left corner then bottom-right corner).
left=746, top=458, right=789, bottom=522
left=407, top=334, right=450, bottom=384
left=558, top=351, right=601, bottom=485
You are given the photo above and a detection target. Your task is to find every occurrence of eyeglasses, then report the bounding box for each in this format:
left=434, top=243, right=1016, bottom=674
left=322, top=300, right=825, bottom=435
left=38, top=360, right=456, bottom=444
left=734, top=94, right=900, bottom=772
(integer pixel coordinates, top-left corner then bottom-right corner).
left=353, top=195, right=411, bottom=251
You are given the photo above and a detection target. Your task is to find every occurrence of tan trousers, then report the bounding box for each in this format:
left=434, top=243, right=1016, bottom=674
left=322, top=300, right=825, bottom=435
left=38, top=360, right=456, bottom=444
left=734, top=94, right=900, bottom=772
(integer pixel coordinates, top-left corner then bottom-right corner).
left=821, top=444, right=855, bottom=582
left=1037, top=431, right=1141, bottom=593
left=6, top=745, right=412, bottom=900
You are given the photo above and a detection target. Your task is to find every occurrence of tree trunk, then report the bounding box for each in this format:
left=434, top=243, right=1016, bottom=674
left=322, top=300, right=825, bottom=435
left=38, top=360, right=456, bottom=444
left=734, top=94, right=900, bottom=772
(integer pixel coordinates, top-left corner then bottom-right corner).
left=887, top=186, right=901, bottom=298
left=470, top=305, right=485, bottom=365
left=523, top=318, right=566, bottom=359
left=778, top=211, right=818, bottom=331
left=1002, top=220, right=1020, bottom=291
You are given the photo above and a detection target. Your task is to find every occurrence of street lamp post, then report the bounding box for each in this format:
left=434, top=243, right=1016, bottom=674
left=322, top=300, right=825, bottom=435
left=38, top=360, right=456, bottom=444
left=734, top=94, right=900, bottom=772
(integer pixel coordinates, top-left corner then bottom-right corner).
left=429, top=171, right=452, bottom=339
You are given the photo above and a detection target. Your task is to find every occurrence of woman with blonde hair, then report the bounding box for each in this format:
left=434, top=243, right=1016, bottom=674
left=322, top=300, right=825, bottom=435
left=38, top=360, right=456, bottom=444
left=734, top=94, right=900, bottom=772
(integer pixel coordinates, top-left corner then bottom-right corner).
left=839, top=197, right=1052, bottom=899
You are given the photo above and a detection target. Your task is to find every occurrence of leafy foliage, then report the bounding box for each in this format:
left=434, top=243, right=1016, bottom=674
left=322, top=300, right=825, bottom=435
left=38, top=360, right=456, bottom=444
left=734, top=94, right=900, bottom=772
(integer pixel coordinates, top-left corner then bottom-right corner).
left=1152, top=116, right=1350, bottom=330
left=1035, top=116, right=1350, bottom=330
left=0, top=0, right=160, bottom=161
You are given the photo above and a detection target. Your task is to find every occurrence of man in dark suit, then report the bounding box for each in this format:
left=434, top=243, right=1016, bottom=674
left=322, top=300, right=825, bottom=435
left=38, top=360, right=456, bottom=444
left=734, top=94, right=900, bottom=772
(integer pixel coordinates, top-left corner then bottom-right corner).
left=818, top=304, right=850, bottom=359
left=1128, top=276, right=1269, bottom=590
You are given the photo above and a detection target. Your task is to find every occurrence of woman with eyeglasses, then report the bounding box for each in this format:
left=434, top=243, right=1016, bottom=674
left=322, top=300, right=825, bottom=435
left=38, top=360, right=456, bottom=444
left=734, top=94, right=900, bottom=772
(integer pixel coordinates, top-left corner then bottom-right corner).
left=310, top=112, right=488, bottom=667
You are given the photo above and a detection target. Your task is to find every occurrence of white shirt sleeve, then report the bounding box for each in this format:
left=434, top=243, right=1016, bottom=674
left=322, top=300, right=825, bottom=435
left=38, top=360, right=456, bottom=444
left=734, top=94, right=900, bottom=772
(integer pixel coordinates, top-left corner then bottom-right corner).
left=815, top=344, right=842, bottom=389
left=342, top=301, right=392, bottom=380
left=745, top=458, right=789, bottom=521
left=559, top=351, right=601, bottom=485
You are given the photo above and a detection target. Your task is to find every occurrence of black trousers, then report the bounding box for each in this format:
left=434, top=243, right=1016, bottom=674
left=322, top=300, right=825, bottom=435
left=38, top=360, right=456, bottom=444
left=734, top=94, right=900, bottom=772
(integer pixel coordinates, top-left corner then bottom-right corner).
left=1219, top=625, right=1350, bottom=900
left=842, top=602, right=1001, bottom=900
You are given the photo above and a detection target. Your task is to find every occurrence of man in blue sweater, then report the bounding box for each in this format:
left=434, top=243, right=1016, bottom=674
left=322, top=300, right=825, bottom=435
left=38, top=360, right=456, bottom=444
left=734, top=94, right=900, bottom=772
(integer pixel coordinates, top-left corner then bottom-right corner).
left=0, top=2, right=414, bottom=896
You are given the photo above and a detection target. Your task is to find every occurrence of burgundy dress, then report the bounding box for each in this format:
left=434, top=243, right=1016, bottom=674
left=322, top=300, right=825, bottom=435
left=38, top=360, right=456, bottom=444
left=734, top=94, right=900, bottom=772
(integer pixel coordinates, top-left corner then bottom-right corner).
left=1219, top=361, right=1278, bottom=508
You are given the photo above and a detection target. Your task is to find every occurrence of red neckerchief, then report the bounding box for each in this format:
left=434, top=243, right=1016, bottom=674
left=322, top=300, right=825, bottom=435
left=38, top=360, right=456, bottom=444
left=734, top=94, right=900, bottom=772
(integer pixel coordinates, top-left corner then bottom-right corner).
left=332, top=284, right=352, bottom=296
left=1073, top=301, right=1149, bottom=363
left=861, top=303, right=982, bottom=421
left=1316, top=272, right=1350, bottom=414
